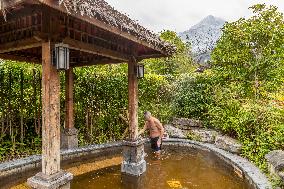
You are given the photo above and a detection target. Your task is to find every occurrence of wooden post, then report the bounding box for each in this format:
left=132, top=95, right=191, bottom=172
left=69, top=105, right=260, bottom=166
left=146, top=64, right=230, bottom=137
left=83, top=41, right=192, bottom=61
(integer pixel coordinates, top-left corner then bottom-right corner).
left=61, top=67, right=78, bottom=150
left=128, top=58, right=138, bottom=141
left=65, top=68, right=74, bottom=129
left=41, top=41, right=61, bottom=176
left=122, top=68, right=147, bottom=177
left=27, top=41, right=73, bottom=189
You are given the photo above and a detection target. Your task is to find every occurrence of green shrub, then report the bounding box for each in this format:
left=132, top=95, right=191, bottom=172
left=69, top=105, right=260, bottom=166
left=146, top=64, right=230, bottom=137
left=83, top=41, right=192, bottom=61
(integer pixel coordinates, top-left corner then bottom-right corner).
left=0, top=63, right=173, bottom=159
left=172, top=73, right=214, bottom=121
left=186, top=131, right=202, bottom=142
left=208, top=4, right=284, bottom=170
left=208, top=95, right=284, bottom=169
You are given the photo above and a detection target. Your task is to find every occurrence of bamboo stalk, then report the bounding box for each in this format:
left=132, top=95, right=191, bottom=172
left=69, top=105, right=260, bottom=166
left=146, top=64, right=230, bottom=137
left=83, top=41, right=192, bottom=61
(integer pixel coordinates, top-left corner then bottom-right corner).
left=8, top=70, right=11, bottom=139
left=119, top=112, right=129, bottom=140
left=32, top=69, right=39, bottom=135
left=0, top=70, right=4, bottom=140
left=20, top=69, right=24, bottom=143
left=90, top=110, right=93, bottom=137
left=0, top=115, right=4, bottom=141
left=38, top=70, right=42, bottom=136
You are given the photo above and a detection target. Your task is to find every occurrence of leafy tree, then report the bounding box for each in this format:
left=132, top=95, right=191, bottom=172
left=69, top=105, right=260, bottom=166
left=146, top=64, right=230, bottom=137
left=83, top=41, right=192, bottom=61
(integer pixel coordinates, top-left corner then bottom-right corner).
left=211, top=4, right=284, bottom=99
left=143, top=30, right=195, bottom=76
left=160, top=30, right=188, bottom=54
left=173, top=4, right=284, bottom=171
left=208, top=4, right=284, bottom=169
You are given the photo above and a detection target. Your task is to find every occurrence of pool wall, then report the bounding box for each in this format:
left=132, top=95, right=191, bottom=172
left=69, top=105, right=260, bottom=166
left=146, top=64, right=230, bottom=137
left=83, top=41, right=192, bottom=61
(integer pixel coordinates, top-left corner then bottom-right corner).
left=0, top=142, right=123, bottom=188
left=0, top=139, right=272, bottom=189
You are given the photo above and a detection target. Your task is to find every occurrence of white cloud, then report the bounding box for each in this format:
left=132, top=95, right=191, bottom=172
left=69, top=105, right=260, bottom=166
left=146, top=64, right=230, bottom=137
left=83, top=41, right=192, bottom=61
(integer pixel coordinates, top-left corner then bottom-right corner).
left=105, top=0, right=284, bottom=33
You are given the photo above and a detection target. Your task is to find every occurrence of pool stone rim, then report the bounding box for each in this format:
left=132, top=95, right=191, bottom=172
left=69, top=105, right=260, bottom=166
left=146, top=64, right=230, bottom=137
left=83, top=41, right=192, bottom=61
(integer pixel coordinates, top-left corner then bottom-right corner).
left=0, top=139, right=272, bottom=189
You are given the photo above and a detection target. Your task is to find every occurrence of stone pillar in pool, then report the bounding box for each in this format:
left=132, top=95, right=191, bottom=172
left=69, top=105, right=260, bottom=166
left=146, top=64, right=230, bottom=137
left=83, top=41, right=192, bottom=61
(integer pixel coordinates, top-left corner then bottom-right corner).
left=122, top=58, right=146, bottom=176
left=121, top=140, right=146, bottom=176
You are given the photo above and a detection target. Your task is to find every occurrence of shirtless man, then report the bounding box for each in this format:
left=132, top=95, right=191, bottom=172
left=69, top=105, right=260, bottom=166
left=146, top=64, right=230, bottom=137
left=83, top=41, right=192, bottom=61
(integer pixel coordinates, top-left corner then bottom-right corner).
left=138, top=111, right=164, bottom=154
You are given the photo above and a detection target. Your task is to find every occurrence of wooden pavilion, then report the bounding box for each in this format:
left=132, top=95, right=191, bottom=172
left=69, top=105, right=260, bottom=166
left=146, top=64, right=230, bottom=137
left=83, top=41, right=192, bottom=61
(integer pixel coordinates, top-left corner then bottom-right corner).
left=0, top=0, right=175, bottom=188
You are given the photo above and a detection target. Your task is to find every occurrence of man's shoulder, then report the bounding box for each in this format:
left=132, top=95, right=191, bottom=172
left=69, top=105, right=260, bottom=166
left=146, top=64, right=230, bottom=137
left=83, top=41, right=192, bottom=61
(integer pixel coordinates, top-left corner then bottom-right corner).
left=152, top=117, right=161, bottom=123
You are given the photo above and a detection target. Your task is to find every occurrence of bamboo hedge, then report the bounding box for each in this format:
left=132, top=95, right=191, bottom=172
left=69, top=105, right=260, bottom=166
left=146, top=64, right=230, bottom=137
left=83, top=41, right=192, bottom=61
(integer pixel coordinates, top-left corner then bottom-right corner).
left=0, top=62, right=172, bottom=161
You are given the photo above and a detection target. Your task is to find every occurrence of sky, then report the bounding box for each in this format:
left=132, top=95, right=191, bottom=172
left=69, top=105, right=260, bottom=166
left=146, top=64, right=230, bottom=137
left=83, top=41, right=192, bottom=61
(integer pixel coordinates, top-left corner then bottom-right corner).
left=105, top=0, right=284, bottom=33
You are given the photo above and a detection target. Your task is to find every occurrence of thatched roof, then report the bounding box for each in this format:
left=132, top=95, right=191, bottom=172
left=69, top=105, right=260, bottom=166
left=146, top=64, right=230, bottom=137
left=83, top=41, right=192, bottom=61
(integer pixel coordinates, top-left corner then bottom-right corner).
left=60, top=0, right=176, bottom=55
left=1, top=0, right=176, bottom=56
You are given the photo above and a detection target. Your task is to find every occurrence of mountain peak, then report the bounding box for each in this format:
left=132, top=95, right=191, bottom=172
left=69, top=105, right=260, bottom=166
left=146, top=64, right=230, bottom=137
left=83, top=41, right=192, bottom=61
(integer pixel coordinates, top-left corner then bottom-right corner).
left=203, top=15, right=216, bottom=21
left=179, top=15, right=226, bottom=63
left=193, top=15, right=225, bottom=29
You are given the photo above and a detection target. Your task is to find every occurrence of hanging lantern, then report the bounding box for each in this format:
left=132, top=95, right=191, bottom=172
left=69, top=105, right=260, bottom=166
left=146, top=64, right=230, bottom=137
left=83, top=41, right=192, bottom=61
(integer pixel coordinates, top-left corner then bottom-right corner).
left=52, top=43, right=70, bottom=70
left=136, top=64, right=145, bottom=79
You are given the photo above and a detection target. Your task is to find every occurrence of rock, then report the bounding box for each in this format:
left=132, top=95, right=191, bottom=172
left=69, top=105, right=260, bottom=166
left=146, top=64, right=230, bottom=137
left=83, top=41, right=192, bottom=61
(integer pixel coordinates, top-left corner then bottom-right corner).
left=172, top=118, right=203, bottom=129
left=279, top=172, right=284, bottom=181
left=189, top=129, right=219, bottom=143
left=215, top=135, right=242, bottom=154
left=164, top=124, right=186, bottom=138
left=265, top=150, right=284, bottom=180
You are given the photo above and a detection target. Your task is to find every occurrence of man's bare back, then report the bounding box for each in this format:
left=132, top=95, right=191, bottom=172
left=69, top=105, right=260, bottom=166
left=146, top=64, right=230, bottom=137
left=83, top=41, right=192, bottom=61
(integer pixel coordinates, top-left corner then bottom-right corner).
left=138, top=111, right=164, bottom=153
left=146, top=117, right=162, bottom=138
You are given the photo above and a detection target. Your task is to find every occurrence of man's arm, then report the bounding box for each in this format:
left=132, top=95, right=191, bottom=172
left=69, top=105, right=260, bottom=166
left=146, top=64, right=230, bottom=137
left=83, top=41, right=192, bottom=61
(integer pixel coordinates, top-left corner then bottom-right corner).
left=154, top=119, right=164, bottom=144
left=138, top=122, right=147, bottom=137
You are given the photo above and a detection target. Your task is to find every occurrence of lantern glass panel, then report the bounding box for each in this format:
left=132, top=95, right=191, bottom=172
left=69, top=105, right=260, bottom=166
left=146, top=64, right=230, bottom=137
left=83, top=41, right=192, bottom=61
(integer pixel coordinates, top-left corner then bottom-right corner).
left=53, top=44, right=70, bottom=70
left=66, top=48, right=70, bottom=70
left=59, top=47, right=65, bottom=69
left=137, top=65, right=144, bottom=78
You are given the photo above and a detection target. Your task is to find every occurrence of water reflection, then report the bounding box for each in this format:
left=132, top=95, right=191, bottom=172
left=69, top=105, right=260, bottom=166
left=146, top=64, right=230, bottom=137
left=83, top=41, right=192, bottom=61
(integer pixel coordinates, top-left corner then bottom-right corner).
left=71, top=147, right=250, bottom=189
left=121, top=174, right=145, bottom=189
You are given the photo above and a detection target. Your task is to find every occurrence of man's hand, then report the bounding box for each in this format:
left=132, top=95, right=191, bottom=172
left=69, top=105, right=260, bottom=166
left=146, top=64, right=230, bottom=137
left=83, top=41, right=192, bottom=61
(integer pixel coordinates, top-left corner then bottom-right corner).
left=157, top=138, right=162, bottom=147
left=138, top=122, right=148, bottom=137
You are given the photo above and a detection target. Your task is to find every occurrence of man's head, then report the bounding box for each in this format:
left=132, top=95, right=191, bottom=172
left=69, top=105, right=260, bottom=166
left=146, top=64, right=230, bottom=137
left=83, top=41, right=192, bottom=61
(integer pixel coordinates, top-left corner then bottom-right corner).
left=144, top=111, right=152, bottom=121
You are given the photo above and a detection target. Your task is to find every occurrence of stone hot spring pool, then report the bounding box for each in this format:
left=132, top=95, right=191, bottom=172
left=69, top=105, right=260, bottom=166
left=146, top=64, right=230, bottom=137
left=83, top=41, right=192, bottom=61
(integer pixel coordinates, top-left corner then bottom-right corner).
left=70, top=147, right=250, bottom=189
left=5, top=141, right=269, bottom=189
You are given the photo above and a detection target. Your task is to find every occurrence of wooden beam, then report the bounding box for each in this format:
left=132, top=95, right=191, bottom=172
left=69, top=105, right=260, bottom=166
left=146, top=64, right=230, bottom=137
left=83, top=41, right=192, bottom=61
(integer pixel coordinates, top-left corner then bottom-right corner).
left=0, top=53, right=40, bottom=63
left=72, top=59, right=123, bottom=67
left=128, top=58, right=138, bottom=141
left=41, top=40, right=61, bottom=176
left=65, top=68, right=74, bottom=129
left=63, top=37, right=130, bottom=62
left=0, top=38, right=42, bottom=53
left=137, top=54, right=166, bottom=61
